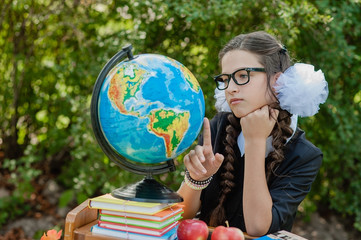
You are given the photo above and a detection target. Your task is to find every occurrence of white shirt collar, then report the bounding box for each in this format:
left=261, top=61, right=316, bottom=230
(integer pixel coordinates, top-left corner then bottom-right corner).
left=237, top=114, right=298, bottom=157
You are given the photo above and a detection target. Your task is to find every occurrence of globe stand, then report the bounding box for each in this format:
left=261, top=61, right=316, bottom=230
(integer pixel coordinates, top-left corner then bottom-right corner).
left=111, top=173, right=183, bottom=203
left=91, top=45, right=183, bottom=203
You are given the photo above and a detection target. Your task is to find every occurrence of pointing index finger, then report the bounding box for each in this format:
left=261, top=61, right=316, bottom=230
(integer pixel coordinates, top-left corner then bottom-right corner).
left=202, top=117, right=212, bottom=147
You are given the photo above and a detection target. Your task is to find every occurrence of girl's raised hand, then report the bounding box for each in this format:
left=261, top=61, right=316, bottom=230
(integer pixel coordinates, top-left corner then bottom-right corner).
left=241, top=105, right=279, bottom=141
left=183, top=118, right=224, bottom=181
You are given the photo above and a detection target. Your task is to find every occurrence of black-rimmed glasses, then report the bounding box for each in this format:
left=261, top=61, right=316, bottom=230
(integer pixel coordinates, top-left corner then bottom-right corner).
left=213, top=68, right=266, bottom=90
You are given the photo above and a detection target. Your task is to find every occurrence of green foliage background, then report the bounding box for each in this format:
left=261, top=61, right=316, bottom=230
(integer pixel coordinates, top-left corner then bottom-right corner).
left=1, top=0, right=361, bottom=234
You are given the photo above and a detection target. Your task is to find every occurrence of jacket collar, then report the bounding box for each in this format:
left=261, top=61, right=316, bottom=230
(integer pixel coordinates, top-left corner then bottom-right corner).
left=237, top=114, right=298, bottom=157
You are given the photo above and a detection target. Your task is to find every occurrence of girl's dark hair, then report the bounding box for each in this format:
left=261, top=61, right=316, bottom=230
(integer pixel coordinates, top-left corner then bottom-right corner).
left=208, top=31, right=293, bottom=227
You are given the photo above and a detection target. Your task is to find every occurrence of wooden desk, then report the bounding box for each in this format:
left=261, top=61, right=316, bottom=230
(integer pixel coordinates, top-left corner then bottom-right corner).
left=73, top=220, right=119, bottom=240
left=64, top=199, right=256, bottom=240
left=65, top=199, right=123, bottom=240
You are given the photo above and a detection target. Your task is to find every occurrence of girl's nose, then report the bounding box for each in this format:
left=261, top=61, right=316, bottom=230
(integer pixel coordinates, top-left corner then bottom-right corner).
left=226, top=78, right=239, bottom=93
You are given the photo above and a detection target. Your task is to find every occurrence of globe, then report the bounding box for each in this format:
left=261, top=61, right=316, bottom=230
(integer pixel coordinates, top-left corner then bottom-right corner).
left=90, top=46, right=204, bottom=202
left=97, top=53, right=205, bottom=164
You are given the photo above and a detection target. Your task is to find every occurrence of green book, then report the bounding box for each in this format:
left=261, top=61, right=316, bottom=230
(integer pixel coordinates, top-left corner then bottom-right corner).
left=99, top=213, right=182, bottom=229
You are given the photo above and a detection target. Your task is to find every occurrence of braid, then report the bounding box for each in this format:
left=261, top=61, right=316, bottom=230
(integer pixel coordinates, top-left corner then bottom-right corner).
left=208, top=111, right=292, bottom=225
left=209, top=113, right=240, bottom=226
left=267, top=108, right=293, bottom=180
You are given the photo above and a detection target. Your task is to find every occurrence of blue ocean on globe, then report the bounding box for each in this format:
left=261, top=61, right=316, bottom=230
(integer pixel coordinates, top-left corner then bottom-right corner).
left=98, top=54, right=205, bottom=164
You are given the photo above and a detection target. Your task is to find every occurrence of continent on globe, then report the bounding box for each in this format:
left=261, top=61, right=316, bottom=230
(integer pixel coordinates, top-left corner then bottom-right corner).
left=108, top=63, right=147, bottom=116
left=148, top=109, right=190, bottom=158
left=168, top=57, right=200, bottom=93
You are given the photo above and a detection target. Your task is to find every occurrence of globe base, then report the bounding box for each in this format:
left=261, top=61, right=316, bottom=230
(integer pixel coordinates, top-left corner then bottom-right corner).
left=111, top=176, right=183, bottom=203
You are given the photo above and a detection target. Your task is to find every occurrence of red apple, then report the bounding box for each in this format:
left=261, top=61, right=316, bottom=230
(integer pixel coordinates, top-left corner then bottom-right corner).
left=177, top=219, right=209, bottom=240
left=211, top=225, right=244, bottom=240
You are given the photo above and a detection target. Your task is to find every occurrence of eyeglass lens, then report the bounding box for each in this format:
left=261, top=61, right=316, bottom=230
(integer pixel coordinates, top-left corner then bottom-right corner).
left=215, top=69, right=249, bottom=90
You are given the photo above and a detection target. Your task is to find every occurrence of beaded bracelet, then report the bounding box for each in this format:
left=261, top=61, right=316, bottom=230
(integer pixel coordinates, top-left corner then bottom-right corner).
left=184, top=170, right=213, bottom=190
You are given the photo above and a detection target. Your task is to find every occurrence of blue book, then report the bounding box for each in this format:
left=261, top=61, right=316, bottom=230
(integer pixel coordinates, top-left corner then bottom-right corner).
left=256, top=237, right=278, bottom=240
left=91, top=224, right=178, bottom=240
left=255, top=230, right=307, bottom=240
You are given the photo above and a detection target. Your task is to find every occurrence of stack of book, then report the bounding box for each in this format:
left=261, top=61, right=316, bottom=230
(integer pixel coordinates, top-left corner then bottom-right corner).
left=88, top=194, right=183, bottom=240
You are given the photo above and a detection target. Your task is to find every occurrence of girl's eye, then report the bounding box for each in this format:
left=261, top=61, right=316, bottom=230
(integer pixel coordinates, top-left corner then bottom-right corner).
left=235, top=70, right=248, bottom=82
left=216, top=76, right=228, bottom=82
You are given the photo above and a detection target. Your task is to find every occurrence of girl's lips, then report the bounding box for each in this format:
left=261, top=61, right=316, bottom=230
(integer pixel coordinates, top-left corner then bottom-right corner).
left=230, top=98, right=243, bottom=104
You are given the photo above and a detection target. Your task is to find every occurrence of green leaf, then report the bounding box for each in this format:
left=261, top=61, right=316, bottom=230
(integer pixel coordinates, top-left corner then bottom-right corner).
left=59, top=189, right=74, bottom=208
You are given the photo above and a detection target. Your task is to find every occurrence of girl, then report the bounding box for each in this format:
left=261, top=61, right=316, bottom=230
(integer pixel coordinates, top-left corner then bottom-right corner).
left=177, top=31, right=328, bottom=236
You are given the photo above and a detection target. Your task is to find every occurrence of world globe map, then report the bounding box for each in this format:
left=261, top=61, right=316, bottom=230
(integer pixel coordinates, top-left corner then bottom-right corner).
left=98, top=54, right=205, bottom=164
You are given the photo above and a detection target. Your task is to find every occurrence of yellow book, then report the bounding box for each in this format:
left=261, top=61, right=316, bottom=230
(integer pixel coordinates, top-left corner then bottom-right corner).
left=88, top=194, right=175, bottom=215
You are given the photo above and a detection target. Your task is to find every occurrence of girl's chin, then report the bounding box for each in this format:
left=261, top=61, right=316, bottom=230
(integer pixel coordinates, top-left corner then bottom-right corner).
left=230, top=109, right=247, bottom=118
left=231, top=106, right=259, bottom=118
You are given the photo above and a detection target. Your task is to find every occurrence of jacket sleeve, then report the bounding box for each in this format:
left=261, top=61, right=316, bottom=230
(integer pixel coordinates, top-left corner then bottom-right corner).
left=267, top=139, right=323, bottom=233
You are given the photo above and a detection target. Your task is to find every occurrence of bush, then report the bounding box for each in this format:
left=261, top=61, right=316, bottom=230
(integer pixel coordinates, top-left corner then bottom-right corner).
left=1, top=0, right=360, bottom=232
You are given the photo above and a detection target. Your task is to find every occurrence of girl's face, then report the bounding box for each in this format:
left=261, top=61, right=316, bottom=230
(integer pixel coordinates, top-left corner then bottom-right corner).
left=222, top=50, right=276, bottom=118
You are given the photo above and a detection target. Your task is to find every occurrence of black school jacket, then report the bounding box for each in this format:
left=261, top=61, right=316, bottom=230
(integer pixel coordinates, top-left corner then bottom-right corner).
left=198, top=112, right=322, bottom=234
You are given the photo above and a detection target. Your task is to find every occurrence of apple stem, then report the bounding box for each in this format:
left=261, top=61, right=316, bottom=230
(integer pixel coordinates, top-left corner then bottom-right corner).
left=225, top=220, right=229, bottom=228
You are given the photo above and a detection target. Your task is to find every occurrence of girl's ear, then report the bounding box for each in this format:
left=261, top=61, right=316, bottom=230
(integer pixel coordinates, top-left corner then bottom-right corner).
left=272, top=72, right=282, bottom=86
left=271, top=72, right=282, bottom=95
